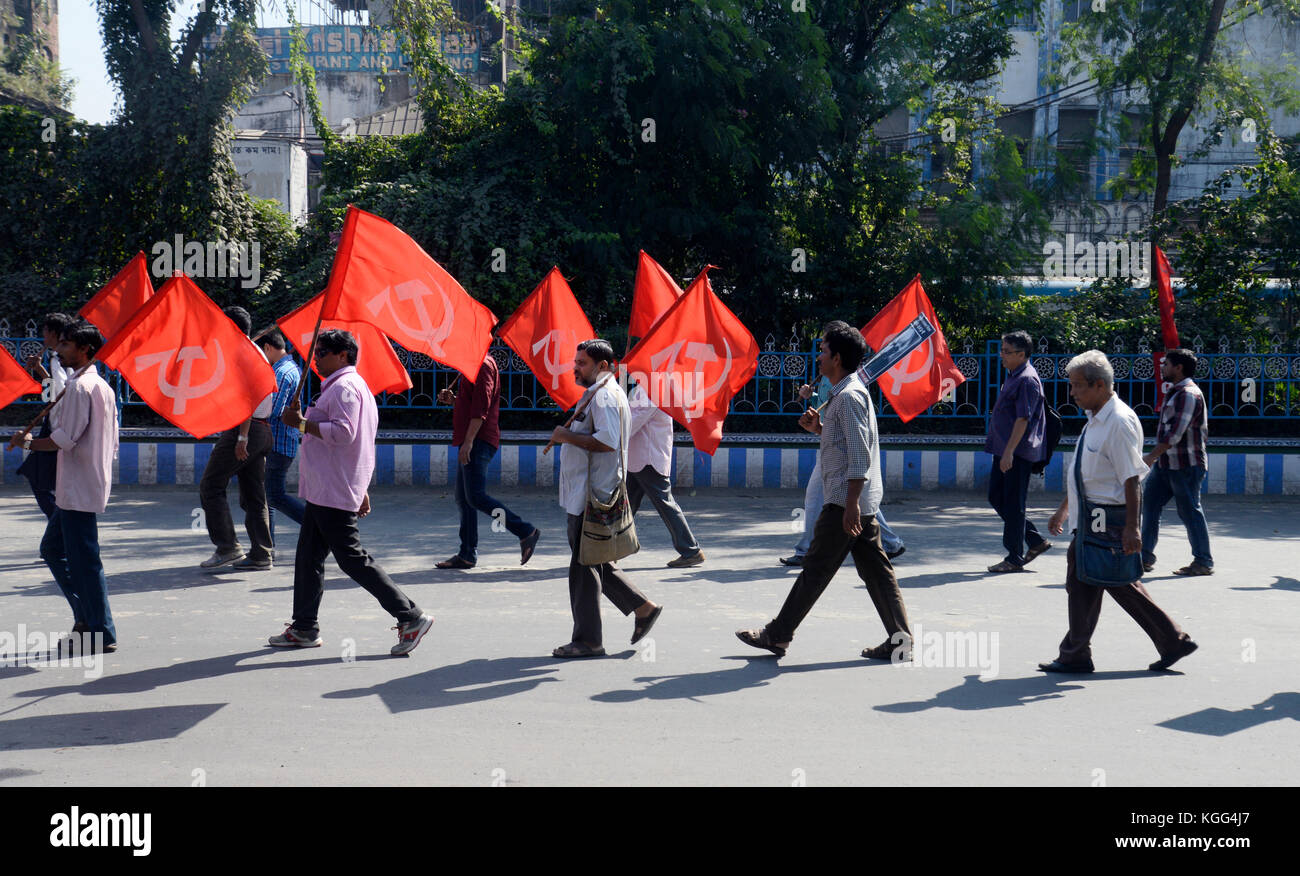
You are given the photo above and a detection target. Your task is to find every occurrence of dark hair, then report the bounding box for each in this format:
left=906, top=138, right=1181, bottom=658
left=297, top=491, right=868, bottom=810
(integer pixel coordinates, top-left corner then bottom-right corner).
left=576, top=339, right=616, bottom=367
left=1001, top=330, right=1033, bottom=355
left=42, top=313, right=74, bottom=335
left=315, top=328, right=358, bottom=365
left=61, top=321, right=103, bottom=357
left=820, top=320, right=867, bottom=372
left=1164, top=348, right=1197, bottom=378
left=257, top=328, right=286, bottom=351
left=223, top=306, right=252, bottom=337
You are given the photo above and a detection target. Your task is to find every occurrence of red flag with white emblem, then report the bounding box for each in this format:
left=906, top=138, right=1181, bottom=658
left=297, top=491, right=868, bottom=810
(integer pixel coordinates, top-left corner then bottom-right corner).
left=860, top=275, right=965, bottom=423
left=621, top=266, right=759, bottom=455
left=277, top=293, right=413, bottom=396
left=628, top=250, right=683, bottom=342
left=78, top=252, right=155, bottom=341
left=0, top=345, right=41, bottom=410
left=320, top=205, right=497, bottom=379
left=97, top=275, right=276, bottom=438
left=496, top=267, right=595, bottom=409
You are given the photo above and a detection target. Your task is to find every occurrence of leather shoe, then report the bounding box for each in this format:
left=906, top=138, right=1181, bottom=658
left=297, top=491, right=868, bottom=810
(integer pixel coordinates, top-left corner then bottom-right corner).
left=736, top=628, right=786, bottom=658
left=1149, top=638, right=1198, bottom=671
left=1037, top=658, right=1095, bottom=673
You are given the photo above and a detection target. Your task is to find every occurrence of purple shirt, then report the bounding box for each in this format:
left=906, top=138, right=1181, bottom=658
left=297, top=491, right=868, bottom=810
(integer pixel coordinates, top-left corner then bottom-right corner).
left=298, top=365, right=376, bottom=512
left=985, top=360, right=1046, bottom=462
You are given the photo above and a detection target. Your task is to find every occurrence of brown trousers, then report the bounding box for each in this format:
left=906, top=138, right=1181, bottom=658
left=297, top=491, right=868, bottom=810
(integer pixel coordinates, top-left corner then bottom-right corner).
left=1057, top=537, right=1189, bottom=663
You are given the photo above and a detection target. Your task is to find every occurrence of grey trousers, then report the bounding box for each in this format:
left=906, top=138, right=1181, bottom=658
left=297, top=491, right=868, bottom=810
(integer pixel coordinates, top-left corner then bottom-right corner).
left=626, top=465, right=700, bottom=556
left=567, top=513, right=650, bottom=647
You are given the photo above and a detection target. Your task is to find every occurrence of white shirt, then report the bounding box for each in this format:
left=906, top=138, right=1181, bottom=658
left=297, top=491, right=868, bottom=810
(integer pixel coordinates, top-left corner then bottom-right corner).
left=49, top=369, right=119, bottom=514
left=252, top=347, right=274, bottom=419
left=1066, top=394, right=1148, bottom=526
left=46, top=350, right=71, bottom=400
left=627, top=382, right=673, bottom=476
left=559, top=376, right=629, bottom=516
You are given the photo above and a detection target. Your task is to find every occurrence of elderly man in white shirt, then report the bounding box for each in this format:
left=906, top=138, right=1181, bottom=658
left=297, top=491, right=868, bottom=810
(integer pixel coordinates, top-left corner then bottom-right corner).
left=625, top=381, right=704, bottom=568
left=548, top=340, right=662, bottom=658
left=1038, top=350, right=1197, bottom=674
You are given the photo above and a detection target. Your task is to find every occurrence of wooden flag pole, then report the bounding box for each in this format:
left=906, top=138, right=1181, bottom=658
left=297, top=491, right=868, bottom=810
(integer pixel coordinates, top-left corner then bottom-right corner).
left=542, top=373, right=613, bottom=456
left=9, top=359, right=97, bottom=446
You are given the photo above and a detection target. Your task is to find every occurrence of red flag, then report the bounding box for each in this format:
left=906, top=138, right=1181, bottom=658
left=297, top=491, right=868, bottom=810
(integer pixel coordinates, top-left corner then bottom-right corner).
left=496, top=267, right=595, bottom=409
left=78, top=252, right=155, bottom=340
left=622, top=266, right=759, bottom=455
left=860, top=275, right=966, bottom=423
left=629, top=250, right=683, bottom=341
left=277, top=293, right=413, bottom=396
left=0, top=346, right=41, bottom=409
left=320, top=205, right=497, bottom=379
left=1153, top=245, right=1181, bottom=411
left=98, top=274, right=276, bottom=438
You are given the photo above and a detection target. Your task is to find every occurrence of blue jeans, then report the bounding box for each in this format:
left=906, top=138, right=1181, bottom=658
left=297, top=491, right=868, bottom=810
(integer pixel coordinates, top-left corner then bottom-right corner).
left=454, top=441, right=534, bottom=563
left=40, top=507, right=116, bottom=645
left=266, top=450, right=306, bottom=546
left=795, top=457, right=903, bottom=556
left=1141, top=465, right=1212, bottom=568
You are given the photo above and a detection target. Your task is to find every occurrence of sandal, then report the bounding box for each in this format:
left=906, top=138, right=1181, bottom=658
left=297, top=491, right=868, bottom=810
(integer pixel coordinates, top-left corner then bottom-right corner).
left=631, top=605, right=663, bottom=644
left=435, top=556, right=475, bottom=570
left=987, top=560, right=1027, bottom=574
left=552, top=641, right=606, bottom=658
left=735, top=628, right=787, bottom=658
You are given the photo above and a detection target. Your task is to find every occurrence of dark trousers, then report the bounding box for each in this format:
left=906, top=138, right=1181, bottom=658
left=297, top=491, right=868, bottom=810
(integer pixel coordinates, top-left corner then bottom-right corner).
left=767, top=504, right=912, bottom=644
left=988, top=454, right=1046, bottom=565
left=454, top=441, right=533, bottom=562
left=40, top=507, right=116, bottom=645
left=265, top=450, right=306, bottom=546
left=627, top=465, right=700, bottom=557
left=17, top=420, right=57, bottom=519
left=1141, top=465, right=1212, bottom=569
left=567, top=513, right=649, bottom=648
left=1056, top=537, right=1189, bottom=664
left=199, top=421, right=273, bottom=561
left=291, top=501, right=422, bottom=636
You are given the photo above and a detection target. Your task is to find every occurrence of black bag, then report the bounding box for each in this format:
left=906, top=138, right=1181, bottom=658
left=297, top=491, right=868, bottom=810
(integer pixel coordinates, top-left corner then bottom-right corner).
left=1031, top=405, right=1062, bottom=475
left=1072, top=427, right=1144, bottom=587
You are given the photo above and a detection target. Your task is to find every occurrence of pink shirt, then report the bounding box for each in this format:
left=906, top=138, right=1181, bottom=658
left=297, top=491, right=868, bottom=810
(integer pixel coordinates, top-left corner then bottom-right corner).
left=297, top=365, right=376, bottom=512
left=49, top=369, right=119, bottom=514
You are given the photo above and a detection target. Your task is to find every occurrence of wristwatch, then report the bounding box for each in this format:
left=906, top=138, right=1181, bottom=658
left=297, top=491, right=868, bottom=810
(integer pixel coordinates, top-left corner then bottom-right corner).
left=297, top=419, right=308, bottom=434
left=22, top=435, right=32, bottom=450
left=236, top=435, right=249, bottom=444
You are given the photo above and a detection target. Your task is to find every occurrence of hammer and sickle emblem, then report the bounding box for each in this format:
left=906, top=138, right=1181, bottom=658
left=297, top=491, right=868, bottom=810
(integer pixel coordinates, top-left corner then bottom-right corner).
left=366, top=280, right=454, bottom=356
left=531, top=329, right=577, bottom=390
left=134, top=341, right=227, bottom=415
left=882, top=334, right=935, bottom=395
left=649, top=339, right=733, bottom=421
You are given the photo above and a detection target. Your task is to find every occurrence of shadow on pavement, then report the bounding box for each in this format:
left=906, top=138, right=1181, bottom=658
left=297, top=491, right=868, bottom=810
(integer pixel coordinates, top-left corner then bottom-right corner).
left=1157, top=692, right=1300, bottom=736
left=872, top=673, right=1150, bottom=713
left=591, top=655, right=867, bottom=703
left=322, top=655, right=563, bottom=713
left=0, top=703, right=225, bottom=750
left=1230, top=576, right=1300, bottom=592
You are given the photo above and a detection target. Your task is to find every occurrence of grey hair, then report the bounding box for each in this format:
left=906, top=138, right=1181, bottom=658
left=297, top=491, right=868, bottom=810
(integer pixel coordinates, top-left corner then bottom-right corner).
left=1065, top=349, right=1113, bottom=388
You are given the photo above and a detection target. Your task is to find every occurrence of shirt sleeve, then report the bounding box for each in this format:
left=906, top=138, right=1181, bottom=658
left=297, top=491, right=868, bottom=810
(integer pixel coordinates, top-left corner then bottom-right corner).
left=313, top=383, right=361, bottom=445
left=271, top=364, right=300, bottom=420
left=49, top=381, right=90, bottom=451
left=840, top=393, right=873, bottom=480
left=627, top=384, right=656, bottom=436
left=466, top=360, right=494, bottom=422
left=588, top=386, right=622, bottom=452
left=1107, top=413, right=1150, bottom=485
left=1015, top=376, right=1043, bottom=420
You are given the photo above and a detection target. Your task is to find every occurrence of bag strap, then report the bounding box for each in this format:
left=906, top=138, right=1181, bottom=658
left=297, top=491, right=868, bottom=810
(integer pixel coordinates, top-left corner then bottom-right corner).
left=583, top=376, right=627, bottom=497
left=1073, top=423, right=1088, bottom=533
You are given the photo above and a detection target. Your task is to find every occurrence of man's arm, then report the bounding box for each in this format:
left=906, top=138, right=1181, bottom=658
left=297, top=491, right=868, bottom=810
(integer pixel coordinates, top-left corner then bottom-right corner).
left=1122, top=475, right=1141, bottom=554
left=1000, top=417, right=1029, bottom=472
left=550, top=427, right=614, bottom=453
left=235, top=417, right=253, bottom=461
left=1048, top=496, right=1069, bottom=535
left=843, top=479, right=865, bottom=536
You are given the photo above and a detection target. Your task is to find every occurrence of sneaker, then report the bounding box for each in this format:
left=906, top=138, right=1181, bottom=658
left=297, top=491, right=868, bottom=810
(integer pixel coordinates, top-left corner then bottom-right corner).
left=200, top=548, right=245, bottom=570
left=391, top=613, right=434, bottom=656
left=268, top=625, right=322, bottom=648
left=667, top=551, right=705, bottom=568
left=233, top=555, right=272, bottom=571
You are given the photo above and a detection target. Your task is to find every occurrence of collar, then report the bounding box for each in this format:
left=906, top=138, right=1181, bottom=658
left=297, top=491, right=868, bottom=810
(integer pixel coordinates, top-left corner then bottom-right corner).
left=1170, top=377, right=1192, bottom=390
left=1085, top=393, right=1118, bottom=425
left=1008, top=360, right=1029, bottom=378
left=830, top=371, right=859, bottom=397
left=320, top=364, right=358, bottom=392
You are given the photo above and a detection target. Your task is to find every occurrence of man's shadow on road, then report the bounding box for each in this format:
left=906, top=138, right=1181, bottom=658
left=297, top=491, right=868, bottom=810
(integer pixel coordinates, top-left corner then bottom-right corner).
left=1158, top=692, right=1300, bottom=736
left=322, top=655, right=564, bottom=713
left=872, top=671, right=1149, bottom=713
left=590, top=655, right=869, bottom=703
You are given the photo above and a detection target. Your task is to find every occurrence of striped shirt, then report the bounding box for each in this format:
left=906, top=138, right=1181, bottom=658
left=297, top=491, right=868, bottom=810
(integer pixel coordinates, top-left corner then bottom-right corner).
left=1156, top=378, right=1207, bottom=470
left=819, top=372, right=883, bottom=515
left=269, top=355, right=303, bottom=458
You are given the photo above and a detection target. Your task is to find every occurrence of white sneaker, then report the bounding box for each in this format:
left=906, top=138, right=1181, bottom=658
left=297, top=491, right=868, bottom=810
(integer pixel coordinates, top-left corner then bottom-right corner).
left=200, top=548, right=245, bottom=569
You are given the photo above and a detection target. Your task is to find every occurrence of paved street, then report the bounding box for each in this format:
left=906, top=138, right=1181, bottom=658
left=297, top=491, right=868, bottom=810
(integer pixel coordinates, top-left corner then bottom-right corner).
left=1, top=484, right=1297, bottom=786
